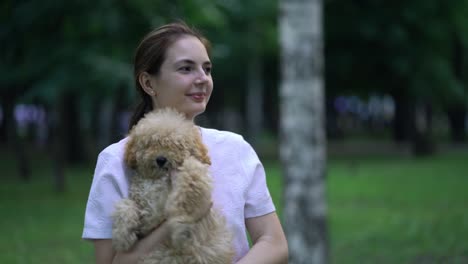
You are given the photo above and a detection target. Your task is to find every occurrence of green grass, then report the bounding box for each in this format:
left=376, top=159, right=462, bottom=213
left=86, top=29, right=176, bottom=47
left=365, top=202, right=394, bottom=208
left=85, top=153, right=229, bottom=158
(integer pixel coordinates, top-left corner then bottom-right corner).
left=1, top=148, right=467, bottom=263
left=326, top=153, right=468, bottom=264
left=0, top=161, right=95, bottom=264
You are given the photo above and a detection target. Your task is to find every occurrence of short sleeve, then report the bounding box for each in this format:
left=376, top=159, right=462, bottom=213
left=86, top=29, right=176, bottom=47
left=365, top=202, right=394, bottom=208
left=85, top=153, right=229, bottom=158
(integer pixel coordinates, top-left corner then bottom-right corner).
left=82, top=151, right=130, bottom=240
left=240, top=140, right=276, bottom=219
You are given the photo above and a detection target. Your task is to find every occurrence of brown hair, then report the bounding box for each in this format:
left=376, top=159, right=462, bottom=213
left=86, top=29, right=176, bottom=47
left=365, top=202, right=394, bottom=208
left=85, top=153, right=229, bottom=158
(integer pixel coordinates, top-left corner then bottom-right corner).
left=129, top=21, right=211, bottom=130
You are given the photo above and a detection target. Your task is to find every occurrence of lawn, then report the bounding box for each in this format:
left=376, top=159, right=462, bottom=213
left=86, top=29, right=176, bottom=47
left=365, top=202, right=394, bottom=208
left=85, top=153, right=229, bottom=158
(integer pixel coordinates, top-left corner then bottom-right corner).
left=326, top=151, right=468, bottom=263
left=1, top=147, right=467, bottom=263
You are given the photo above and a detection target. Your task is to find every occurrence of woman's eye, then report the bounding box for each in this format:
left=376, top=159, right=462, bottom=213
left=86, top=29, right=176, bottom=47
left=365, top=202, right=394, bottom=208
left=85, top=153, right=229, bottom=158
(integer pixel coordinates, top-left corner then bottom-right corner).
left=179, top=66, right=191, bottom=72
left=204, top=67, right=212, bottom=74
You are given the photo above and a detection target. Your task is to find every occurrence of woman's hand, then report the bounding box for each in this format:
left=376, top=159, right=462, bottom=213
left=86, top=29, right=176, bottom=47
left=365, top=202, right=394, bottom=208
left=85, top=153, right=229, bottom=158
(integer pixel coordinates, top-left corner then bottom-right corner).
left=94, top=220, right=170, bottom=264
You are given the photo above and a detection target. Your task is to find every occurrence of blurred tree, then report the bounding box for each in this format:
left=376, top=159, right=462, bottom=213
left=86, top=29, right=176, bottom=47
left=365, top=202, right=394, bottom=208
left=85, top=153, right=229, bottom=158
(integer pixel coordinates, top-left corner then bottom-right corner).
left=280, top=0, right=328, bottom=263
left=0, top=0, right=50, bottom=180
left=239, top=0, right=277, bottom=147
left=1, top=0, right=152, bottom=188
left=325, top=0, right=468, bottom=151
left=448, top=34, right=467, bottom=142
left=200, top=0, right=278, bottom=146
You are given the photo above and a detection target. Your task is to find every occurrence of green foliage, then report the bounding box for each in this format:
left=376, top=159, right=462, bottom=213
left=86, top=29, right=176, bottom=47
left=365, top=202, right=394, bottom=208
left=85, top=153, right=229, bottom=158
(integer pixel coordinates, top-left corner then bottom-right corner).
left=2, top=0, right=467, bottom=111
left=325, top=0, right=468, bottom=106
left=1, top=0, right=279, bottom=116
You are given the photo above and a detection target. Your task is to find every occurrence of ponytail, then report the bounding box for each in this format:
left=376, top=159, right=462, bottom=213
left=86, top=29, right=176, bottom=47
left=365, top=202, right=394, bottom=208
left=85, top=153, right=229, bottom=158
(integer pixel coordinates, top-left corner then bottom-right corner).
left=129, top=94, right=153, bottom=131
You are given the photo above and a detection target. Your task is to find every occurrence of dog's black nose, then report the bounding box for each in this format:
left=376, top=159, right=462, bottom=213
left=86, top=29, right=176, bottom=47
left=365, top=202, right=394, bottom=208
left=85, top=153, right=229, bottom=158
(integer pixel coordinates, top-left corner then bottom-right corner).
left=155, top=156, right=167, bottom=167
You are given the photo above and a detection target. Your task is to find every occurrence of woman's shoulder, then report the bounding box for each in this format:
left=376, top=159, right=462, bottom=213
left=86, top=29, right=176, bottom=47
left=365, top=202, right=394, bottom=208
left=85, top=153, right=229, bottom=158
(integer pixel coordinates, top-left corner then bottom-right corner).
left=97, top=137, right=130, bottom=161
left=92, top=137, right=131, bottom=190
left=200, top=127, right=246, bottom=146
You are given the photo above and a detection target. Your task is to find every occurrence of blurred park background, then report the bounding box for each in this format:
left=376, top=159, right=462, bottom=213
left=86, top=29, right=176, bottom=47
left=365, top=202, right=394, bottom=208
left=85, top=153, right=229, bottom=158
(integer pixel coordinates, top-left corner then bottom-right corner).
left=1, top=0, right=468, bottom=263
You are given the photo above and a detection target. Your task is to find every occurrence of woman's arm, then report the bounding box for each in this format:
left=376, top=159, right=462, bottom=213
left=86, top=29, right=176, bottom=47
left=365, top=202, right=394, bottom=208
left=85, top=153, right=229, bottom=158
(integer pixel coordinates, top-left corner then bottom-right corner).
left=93, top=220, right=171, bottom=264
left=237, top=212, right=288, bottom=264
left=94, top=239, right=115, bottom=264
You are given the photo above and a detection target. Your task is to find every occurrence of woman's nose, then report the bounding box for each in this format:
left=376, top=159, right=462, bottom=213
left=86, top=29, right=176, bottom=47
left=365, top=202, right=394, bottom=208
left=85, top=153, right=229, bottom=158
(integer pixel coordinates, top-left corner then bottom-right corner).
left=195, top=70, right=209, bottom=83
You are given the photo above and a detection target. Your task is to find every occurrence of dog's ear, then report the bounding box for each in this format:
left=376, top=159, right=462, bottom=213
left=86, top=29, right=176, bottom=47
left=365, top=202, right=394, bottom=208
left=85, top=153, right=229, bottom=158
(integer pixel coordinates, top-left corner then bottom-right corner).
left=124, top=137, right=138, bottom=169
left=194, top=136, right=211, bottom=165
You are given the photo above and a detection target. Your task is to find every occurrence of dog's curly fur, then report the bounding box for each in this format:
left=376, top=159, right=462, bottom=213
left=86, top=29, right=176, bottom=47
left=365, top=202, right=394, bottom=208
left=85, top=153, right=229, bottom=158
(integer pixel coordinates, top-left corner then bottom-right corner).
left=112, top=108, right=234, bottom=264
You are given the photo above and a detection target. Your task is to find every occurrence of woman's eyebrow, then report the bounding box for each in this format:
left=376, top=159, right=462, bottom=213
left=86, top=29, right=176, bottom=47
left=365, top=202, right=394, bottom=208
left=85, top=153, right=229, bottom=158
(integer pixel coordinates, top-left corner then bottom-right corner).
left=175, top=59, right=211, bottom=65
left=175, top=59, right=195, bottom=65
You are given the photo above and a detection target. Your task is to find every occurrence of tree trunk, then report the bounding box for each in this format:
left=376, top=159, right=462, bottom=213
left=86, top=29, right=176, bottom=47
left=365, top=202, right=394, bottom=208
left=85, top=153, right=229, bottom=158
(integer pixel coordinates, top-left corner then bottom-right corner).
left=51, top=94, right=67, bottom=192
left=0, top=100, right=7, bottom=144
left=62, top=90, right=84, bottom=163
left=110, top=84, right=128, bottom=143
left=13, top=127, right=31, bottom=181
left=326, top=95, right=342, bottom=139
left=0, top=94, right=15, bottom=145
left=246, top=51, right=264, bottom=148
left=448, top=35, right=466, bottom=143
left=392, top=90, right=413, bottom=142
left=52, top=127, right=66, bottom=193
left=412, top=101, right=435, bottom=156
left=1, top=90, right=31, bottom=181
left=447, top=105, right=466, bottom=142
left=89, top=96, right=102, bottom=154
left=279, top=0, right=328, bottom=263
left=97, top=99, right=114, bottom=150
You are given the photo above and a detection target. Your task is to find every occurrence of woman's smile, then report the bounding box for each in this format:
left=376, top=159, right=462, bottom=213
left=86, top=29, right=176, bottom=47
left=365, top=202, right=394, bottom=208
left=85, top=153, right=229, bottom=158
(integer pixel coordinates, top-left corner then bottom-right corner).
left=187, top=92, right=207, bottom=102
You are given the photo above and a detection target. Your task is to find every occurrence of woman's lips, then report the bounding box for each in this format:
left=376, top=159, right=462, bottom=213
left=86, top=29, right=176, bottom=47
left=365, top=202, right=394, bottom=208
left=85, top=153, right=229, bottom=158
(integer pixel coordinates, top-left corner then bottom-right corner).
left=187, top=92, right=206, bottom=102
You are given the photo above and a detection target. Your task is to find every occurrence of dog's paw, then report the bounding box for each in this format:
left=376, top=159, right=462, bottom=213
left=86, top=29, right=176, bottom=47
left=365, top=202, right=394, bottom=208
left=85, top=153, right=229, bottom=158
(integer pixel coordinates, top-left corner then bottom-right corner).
left=112, top=232, right=138, bottom=251
left=112, top=199, right=141, bottom=251
left=166, top=157, right=212, bottom=219
left=112, top=199, right=140, bottom=228
left=168, top=221, right=193, bottom=248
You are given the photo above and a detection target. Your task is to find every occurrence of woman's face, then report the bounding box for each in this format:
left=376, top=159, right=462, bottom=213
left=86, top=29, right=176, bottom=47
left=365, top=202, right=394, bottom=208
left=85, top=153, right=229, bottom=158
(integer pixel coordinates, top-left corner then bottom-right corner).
left=145, top=36, right=213, bottom=120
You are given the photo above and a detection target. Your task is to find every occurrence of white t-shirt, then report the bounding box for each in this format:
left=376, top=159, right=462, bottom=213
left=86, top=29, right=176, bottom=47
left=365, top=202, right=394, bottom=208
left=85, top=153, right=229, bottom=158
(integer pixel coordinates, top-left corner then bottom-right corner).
left=82, top=127, right=276, bottom=261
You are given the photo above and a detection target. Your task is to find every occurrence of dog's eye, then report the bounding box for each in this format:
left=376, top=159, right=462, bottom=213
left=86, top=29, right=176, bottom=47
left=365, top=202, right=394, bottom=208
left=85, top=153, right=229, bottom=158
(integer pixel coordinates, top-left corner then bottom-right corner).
left=155, top=156, right=167, bottom=167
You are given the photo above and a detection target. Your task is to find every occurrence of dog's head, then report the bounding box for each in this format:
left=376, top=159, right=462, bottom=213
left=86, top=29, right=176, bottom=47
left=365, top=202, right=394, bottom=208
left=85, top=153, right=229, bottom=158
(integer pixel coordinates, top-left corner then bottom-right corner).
left=124, top=108, right=211, bottom=179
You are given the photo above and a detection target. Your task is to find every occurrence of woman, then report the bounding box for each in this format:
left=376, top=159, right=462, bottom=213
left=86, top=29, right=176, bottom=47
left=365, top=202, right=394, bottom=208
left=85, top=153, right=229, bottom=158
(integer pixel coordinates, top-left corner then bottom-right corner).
left=82, top=22, right=288, bottom=264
